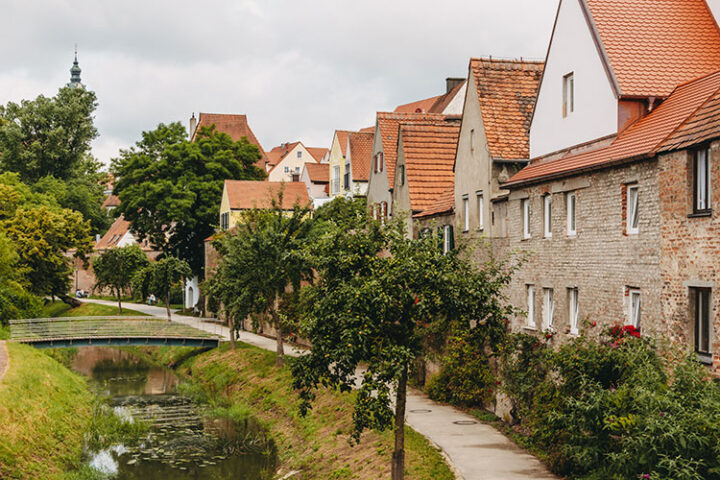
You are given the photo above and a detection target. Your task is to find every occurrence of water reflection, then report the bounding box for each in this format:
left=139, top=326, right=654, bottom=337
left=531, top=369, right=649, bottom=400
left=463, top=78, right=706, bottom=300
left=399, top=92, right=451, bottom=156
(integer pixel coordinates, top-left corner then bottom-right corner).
left=67, top=347, right=276, bottom=480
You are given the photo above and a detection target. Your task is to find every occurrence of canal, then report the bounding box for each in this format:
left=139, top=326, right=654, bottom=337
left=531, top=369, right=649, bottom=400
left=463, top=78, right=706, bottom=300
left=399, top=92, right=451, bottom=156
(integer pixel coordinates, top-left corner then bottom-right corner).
left=66, top=347, right=276, bottom=479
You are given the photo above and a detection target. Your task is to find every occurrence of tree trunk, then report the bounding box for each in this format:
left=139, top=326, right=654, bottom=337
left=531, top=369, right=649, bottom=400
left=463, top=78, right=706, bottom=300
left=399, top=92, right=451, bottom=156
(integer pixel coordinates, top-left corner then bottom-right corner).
left=391, top=366, right=408, bottom=480
left=229, top=314, right=236, bottom=350
left=272, top=295, right=284, bottom=366
left=117, top=288, right=123, bottom=314
left=165, top=293, right=171, bottom=322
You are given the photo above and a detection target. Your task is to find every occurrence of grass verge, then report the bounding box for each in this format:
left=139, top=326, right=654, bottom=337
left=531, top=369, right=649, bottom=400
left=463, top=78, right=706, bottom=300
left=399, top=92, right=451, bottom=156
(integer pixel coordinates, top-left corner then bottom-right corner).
left=142, top=343, right=455, bottom=480
left=40, top=301, right=147, bottom=318
left=0, top=343, right=93, bottom=479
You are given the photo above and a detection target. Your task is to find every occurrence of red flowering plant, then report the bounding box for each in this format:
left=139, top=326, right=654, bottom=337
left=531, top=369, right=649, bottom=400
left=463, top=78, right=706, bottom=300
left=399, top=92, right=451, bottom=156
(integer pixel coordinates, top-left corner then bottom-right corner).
left=607, top=324, right=641, bottom=345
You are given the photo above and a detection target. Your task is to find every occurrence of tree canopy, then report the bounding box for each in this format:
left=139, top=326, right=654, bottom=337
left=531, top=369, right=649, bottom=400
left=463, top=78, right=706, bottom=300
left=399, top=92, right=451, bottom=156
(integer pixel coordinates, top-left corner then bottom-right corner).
left=112, top=123, right=267, bottom=276
left=93, top=245, right=150, bottom=313
left=133, top=256, right=191, bottom=320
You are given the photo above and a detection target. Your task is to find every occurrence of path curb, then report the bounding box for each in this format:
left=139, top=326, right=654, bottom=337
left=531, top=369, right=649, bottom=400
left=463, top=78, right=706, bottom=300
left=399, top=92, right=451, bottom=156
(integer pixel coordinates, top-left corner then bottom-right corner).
left=0, top=340, right=9, bottom=382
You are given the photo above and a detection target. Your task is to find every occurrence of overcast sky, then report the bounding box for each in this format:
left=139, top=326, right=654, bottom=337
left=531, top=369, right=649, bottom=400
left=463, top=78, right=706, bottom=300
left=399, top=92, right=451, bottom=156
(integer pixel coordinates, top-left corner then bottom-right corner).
left=1, top=0, right=558, bottom=166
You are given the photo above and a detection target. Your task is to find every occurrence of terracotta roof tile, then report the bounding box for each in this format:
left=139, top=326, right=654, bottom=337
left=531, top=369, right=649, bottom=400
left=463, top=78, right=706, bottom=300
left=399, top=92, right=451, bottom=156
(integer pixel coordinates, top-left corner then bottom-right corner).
left=303, top=162, right=329, bottom=183
left=376, top=112, right=447, bottom=185
left=401, top=123, right=461, bottom=212
left=413, top=188, right=455, bottom=219
left=661, top=88, right=720, bottom=151
left=335, top=130, right=351, bottom=157
left=359, top=126, right=375, bottom=133
left=225, top=180, right=311, bottom=210
left=395, top=95, right=443, bottom=114
left=192, top=113, right=267, bottom=169
left=471, top=58, right=544, bottom=161
left=507, top=69, right=720, bottom=186
left=95, top=216, right=131, bottom=250
left=307, top=147, right=329, bottom=163
left=348, top=131, right=374, bottom=182
left=585, top=0, right=720, bottom=98
left=101, top=194, right=120, bottom=209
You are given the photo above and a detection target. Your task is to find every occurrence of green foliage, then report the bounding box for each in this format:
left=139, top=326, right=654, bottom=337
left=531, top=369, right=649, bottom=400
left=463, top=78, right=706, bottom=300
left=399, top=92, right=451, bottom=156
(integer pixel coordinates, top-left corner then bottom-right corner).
left=500, top=329, right=720, bottom=480
left=33, top=175, right=110, bottom=235
left=93, top=245, right=150, bottom=312
left=310, top=196, right=368, bottom=239
left=0, top=233, right=41, bottom=325
left=426, top=329, right=495, bottom=407
left=0, top=87, right=98, bottom=182
left=112, top=123, right=266, bottom=275
left=133, top=256, right=191, bottom=317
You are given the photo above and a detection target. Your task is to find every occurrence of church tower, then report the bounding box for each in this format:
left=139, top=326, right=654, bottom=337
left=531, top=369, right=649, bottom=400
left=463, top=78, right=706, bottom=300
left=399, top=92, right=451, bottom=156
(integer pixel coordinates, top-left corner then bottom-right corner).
left=68, top=45, right=84, bottom=89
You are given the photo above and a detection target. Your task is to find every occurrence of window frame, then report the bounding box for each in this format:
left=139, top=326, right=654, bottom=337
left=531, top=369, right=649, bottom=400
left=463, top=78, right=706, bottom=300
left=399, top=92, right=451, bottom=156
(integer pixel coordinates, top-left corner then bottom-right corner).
left=693, top=147, right=712, bottom=214
left=297, top=150, right=302, bottom=159
left=563, top=72, right=574, bottom=117
left=462, top=195, right=469, bottom=232
left=476, top=191, right=484, bottom=231
left=627, top=184, right=639, bottom=235
left=568, top=287, right=579, bottom=335
left=344, top=163, right=351, bottom=190
left=543, top=287, right=554, bottom=330
left=543, top=194, right=552, bottom=238
left=526, top=284, right=536, bottom=329
left=627, top=288, right=641, bottom=328
left=522, top=198, right=531, bottom=239
left=399, top=164, right=405, bottom=187
left=332, top=165, right=341, bottom=194
left=566, top=191, right=576, bottom=236
left=693, top=287, right=712, bottom=359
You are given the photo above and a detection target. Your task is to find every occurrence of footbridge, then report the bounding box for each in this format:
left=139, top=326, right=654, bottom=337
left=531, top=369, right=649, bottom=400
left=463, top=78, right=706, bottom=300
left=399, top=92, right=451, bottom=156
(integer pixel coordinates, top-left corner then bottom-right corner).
left=8, top=316, right=222, bottom=348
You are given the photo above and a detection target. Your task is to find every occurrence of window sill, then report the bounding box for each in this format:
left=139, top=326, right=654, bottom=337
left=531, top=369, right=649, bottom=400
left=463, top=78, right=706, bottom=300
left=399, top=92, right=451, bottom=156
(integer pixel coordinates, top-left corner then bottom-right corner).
left=522, top=236, right=532, bottom=241
left=522, top=325, right=537, bottom=332
left=569, top=329, right=579, bottom=336
left=688, top=211, right=712, bottom=218
left=543, top=235, right=552, bottom=239
left=696, top=353, right=713, bottom=365
left=566, top=233, right=577, bottom=238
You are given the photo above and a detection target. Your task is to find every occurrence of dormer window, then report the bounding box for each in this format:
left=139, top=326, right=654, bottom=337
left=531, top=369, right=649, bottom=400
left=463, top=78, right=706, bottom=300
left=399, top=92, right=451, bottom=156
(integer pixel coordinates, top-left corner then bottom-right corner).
left=563, top=72, right=574, bottom=117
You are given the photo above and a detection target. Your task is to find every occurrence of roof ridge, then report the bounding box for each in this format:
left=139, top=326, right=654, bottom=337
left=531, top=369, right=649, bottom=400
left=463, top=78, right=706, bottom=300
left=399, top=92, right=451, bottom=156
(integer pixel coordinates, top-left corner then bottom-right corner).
left=469, top=57, right=544, bottom=65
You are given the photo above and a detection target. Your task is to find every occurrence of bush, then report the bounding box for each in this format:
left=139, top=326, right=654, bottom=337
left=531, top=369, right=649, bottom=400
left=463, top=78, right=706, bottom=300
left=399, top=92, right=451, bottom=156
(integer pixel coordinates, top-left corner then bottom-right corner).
left=500, top=326, right=720, bottom=480
left=426, top=330, right=495, bottom=407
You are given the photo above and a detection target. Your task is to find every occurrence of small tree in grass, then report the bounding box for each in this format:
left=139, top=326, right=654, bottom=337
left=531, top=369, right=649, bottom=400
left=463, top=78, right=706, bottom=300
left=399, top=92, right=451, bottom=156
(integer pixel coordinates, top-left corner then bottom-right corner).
left=93, top=245, right=149, bottom=313
left=133, top=256, right=191, bottom=321
left=291, top=218, right=515, bottom=480
left=205, top=189, right=313, bottom=362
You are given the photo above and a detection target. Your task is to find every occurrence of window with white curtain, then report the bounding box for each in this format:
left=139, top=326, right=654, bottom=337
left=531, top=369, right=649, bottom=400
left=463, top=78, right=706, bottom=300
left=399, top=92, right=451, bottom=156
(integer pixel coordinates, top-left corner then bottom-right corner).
left=522, top=198, right=531, bottom=239
left=543, top=194, right=552, bottom=238
left=566, top=192, right=576, bottom=236
left=543, top=288, right=554, bottom=329
left=627, top=288, right=641, bottom=327
left=568, top=287, right=579, bottom=334
left=627, top=185, right=639, bottom=234
left=463, top=195, right=469, bottom=232
left=476, top=191, right=484, bottom=230
left=526, top=285, right=536, bottom=329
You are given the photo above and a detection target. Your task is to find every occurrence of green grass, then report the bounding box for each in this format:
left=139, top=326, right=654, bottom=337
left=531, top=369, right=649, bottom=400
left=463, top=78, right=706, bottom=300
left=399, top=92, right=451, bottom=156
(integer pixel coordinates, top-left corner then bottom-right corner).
left=0, top=325, right=9, bottom=340
left=144, top=343, right=455, bottom=480
left=40, top=301, right=147, bottom=318
left=0, top=343, right=93, bottom=479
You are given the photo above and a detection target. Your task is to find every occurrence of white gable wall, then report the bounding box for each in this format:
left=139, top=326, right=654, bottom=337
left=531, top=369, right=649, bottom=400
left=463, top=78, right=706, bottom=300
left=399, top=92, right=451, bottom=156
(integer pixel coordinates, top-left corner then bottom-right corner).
left=529, top=0, right=618, bottom=158
left=442, top=82, right=467, bottom=115
left=268, top=144, right=315, bottom=182
left=707, top=0, right=720, bottom=24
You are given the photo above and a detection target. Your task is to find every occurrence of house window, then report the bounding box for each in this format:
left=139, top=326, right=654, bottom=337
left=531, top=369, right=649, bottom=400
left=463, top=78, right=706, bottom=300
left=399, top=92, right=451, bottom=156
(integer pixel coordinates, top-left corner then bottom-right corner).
left=374, top=152, right=384, bottom=173
left=563, top=72, right=574, bottom=117
left=543, top=194, right=552, bottom=238
left=566, top=191, right=576, bottom=236
left=297, top=151, right=302, bottom=158
left=380, top=201, right=388, bottom=224
left=627, top=184, right=639, bottom=234
left=522, top=198, right=531, bottom=239
left=284, top=166, right=290, bottom=173
left=442, top=225, right=454, bottom=254
left=568, top=287, right=579, bottom=334
left=295, top=166, right=300, bottom=173
left=627, top=288, right=641, bottom=328
left=470, top=128, right=476, bottom=152
left=399, top=164, right=405, bottom=186
left=476, top=191, right=484, bottom=230
left=526, top=285, right=536, bottom=329
left=344, top=163, right=351, bottom=190
left=220, top=212, right=230, bottom=231
left=694, top=147, right=711, bottom=214
left=332, top=166, right=341, bottom=194
left=543, top=288, right=554, bottom=330
left=463, top=195, right=469, bottom=232
left=692, top=287, right=712, bottom=359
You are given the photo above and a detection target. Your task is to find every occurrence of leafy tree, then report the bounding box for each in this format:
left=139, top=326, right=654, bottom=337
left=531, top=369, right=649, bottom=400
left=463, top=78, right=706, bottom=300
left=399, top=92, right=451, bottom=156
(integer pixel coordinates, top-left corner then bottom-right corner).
left=2, top=206, right=93, bottom=299
left=0, top=87, right=98, bottom=182
left=112, top=123, right=266, bottom=276
left=292, top=218, right=515, bottom=480
left=206, top=192, right=313, bottom=363
left=0, top=234, right=40, bottom=325
left=32, top=175, right=110, bottom=235
left=133, top=256, right=191, bottom=320
left=93, top=245, right=150, bottom=313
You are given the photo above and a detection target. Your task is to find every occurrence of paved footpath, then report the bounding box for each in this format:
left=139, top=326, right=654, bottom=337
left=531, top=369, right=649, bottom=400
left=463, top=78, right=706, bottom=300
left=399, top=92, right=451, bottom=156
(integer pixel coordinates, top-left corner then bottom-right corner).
left=0, top=340, right=8, bottom=382
left=84, top=299, right=557, bottom=480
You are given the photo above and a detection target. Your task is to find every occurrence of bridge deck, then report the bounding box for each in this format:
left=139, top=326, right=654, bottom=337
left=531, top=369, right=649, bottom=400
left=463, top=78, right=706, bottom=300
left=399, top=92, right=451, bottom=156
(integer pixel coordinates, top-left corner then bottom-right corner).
left=9, top=317, right=222, bottom=348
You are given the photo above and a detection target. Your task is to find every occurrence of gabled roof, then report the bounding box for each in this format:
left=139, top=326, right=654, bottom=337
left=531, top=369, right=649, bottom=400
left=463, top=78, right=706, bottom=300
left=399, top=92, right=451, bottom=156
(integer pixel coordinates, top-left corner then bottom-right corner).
left=101, top=194, right=120, bottom=209
left=95, top=216, right=132, bottom=250
left=471, top=58, right=544, bottom=161
left=266, top=142, right=326, bottom=173
left=225, top=180, right=311, bottom=210
left=400, top=122, right=461, bottom=212
left=307, top=147, right=329, bottom=163
left=393, top=80, right=467, bottom=114
left=192, top=113, right=268, bottom=168
left=303, top=162, right=329, bottom=184
left=348, top=131, right=374, bottom=182
left=582, top=0, right=720, bottom=98
left=413, top=188, right=455, bottom=219
left=335, top=130, right=352, bottom=157
left=376, top=112, right=447, bottom=186
left=506, top=69, right=720, bottom=186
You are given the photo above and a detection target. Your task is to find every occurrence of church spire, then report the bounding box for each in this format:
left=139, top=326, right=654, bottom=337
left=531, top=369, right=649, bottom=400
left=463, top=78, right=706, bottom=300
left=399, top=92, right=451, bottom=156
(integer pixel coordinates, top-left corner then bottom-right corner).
left=68, top=44, right=84, bottom=89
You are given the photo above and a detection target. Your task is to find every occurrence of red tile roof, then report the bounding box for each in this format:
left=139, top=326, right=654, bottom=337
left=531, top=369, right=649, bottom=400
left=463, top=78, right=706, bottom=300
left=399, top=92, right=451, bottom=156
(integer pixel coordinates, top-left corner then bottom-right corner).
left=471, top=58, right=544, bottom=161
left=307, top=147, right=329, bottom=163
left=393, top=80, right=466, bottom=114
left=303, top=162, right=329, bottom=183
left=192, top=113, right=267, bottom=169
left=95, top=216, right=131, bottom=250
left=413, top=188, right=455, bottom=219
left=376, top=112, right=447, bottom=186
left=400, top=122, right=461, bottom=212
left=225, top=180, right=311, bottom=210
left=335, top=130, right=351, bottom=157
left=266, top=142, right=325, bottom=173
left=584, top=0, right=720, bottom=98
left=359, top=126, right=375, bottom=133
left=101, top=194, right=120, bottom=209
left=660, top=88, right=720, bottom=152
left=348, top=131, right=374, bottom=182
left=506, top=69, right=720, bottom=186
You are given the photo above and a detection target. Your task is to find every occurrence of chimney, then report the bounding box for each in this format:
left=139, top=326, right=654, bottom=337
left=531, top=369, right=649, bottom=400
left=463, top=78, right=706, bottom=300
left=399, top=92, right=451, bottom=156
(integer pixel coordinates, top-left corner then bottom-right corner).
left=189, top=113, right=197, bottom=140
left=446, top=77, right=465, bottom=94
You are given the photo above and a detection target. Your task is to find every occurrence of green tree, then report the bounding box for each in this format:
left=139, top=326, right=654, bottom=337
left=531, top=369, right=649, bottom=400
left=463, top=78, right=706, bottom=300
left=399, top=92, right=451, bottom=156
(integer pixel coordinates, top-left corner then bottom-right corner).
left=32, top=175, right=110, bottom=235
left=93, top=245, right=150, bottom=313
left=0, top=234, right=40, bottom=325
left=112, top=123, right=266, bottom=276
left=0, top=87, right=98, bottom=182
left=206, top=192, right=313, bottom=363
left=2, top=206, right=93, bottom=299
left=292, top=219, right=515, bottom=480
left=133, top=256, right=191, bottom=321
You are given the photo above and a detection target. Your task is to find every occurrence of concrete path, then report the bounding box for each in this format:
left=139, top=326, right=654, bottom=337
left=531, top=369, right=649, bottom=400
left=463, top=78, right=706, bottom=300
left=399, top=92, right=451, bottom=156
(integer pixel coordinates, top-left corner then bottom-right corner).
left=83, top=299, right=558, bottom=480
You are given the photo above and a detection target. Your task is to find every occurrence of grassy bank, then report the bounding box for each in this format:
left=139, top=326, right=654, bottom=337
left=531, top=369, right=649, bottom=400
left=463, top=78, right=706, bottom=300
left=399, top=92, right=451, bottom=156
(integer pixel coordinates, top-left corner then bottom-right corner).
left=40, top=301, right=147, bottom=318
left=0, top=343, right=93, bottom=479
left=145, top=343, right=454, bottom=480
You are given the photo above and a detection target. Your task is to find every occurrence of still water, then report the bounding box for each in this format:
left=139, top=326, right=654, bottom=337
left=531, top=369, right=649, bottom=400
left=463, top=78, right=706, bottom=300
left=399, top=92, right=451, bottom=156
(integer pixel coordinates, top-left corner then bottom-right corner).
left=69, top=347, right=276, bottom=480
